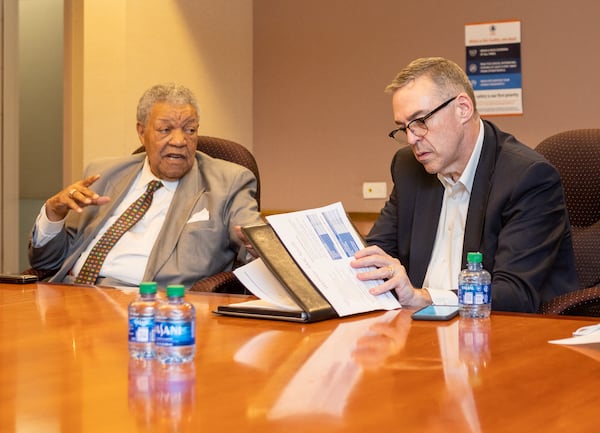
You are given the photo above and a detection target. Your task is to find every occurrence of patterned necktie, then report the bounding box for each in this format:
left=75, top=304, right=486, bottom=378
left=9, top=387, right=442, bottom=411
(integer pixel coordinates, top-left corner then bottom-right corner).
left=74, top=180, right=163, bottom=285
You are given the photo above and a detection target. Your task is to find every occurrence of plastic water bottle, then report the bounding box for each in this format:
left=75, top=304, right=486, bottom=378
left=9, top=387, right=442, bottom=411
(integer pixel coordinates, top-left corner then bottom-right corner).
left=154, top=285, right=196, bottom=364
left=128, top=281, right=158, bottom=359
left=458, top=252, right=492, bottom=318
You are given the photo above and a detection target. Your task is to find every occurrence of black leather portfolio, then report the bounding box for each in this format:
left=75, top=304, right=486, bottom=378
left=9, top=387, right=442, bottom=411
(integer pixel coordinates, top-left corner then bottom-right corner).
left=215, top=224, right=339, bottom=323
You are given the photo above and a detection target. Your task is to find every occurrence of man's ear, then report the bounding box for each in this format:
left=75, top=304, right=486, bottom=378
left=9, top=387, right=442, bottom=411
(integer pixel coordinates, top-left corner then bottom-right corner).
left=136, top=122, right=145, bottom=145
left=455, top=93, right=475, bottom=124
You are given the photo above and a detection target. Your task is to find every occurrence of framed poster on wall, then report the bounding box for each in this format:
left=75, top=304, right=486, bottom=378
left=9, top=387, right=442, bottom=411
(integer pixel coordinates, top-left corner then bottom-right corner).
left=465, top=20, right=522, bottom=116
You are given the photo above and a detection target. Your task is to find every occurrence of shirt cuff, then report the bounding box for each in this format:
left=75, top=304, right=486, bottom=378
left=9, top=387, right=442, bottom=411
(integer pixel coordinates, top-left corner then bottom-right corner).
left=32, top=204, right=66, bottom=247
left=424, top=287, right=459, bottom=305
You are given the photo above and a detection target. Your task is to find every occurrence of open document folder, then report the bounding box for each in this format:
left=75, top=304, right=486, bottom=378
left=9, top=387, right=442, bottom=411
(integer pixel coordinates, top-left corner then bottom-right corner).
left=216, top=202, right=401, bottom=322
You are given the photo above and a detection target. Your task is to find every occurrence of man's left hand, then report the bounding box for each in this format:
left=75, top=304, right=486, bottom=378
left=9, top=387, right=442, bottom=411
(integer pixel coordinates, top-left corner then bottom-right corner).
left=351, top=245, right=431, bottom=307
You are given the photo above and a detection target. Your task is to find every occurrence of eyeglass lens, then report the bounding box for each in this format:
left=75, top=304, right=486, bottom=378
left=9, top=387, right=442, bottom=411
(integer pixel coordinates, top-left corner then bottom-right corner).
left=389, top=96, right=457, bottom=144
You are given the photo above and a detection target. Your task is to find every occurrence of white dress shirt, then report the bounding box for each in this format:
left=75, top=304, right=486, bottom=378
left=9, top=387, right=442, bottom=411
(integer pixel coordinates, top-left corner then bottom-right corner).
left=33, top=159, right=178, bottom=285
left=423, top=119, right=484, bottom=305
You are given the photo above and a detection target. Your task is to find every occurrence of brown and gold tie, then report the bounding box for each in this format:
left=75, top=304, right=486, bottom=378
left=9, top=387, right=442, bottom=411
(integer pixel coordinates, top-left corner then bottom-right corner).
left=74, top=180, right=163, bottom=285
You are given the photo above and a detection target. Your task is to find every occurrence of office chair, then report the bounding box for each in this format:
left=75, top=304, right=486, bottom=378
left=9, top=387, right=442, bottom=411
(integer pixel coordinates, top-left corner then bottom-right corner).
left=25, top=136, right=260, bottom=294
left=536, top=129, right=600, bottom=316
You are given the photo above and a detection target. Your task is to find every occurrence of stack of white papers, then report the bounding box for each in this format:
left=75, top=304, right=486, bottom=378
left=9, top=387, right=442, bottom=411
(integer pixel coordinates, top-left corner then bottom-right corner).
left=548, top=323, right=600, bottom=345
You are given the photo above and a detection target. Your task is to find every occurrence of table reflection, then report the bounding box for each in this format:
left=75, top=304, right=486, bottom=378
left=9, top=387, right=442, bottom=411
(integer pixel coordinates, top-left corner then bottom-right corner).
left=231, top=308, right=495, bottom=432
left=128, top=359, right=196, bottom=431
left=234, top=310, right=402, bottom=420
left=437, top=318, right=492, bottom=433
left=459, top=318, right=491, bottom=383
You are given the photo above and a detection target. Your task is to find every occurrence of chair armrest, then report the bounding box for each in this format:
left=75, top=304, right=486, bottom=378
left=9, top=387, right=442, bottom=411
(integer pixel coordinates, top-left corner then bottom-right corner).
left=189, top=271, right=249, bottom=294
left=539, top=285, right=600, bottom=316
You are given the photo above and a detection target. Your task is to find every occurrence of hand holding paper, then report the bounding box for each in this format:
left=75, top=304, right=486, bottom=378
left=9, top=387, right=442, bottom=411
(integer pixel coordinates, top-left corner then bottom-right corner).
left=265, top=202, right=401, bottom=316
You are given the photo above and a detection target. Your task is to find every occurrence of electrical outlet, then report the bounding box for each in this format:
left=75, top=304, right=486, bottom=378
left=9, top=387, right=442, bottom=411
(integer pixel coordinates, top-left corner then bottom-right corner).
left=362, top=182, right=387, bottom=199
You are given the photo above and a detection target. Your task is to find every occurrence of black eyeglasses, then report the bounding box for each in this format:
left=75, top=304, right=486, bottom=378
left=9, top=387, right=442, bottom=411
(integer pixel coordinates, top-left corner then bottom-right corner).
left=388, top=96, right=458, bottom=144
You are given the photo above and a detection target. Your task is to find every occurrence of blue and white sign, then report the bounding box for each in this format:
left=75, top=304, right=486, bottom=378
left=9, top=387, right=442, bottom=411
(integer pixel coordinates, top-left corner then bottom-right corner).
left=465, top=21, right=522, bottom=116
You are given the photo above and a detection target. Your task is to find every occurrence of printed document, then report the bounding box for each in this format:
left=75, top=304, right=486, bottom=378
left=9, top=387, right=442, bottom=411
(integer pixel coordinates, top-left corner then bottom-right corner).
left=235, top=202, right=401, bottom=316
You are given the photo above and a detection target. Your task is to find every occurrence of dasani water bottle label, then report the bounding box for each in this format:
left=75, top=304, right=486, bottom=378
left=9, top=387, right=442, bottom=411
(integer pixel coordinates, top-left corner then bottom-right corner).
left=129, top=317, right=154, bottom=343
left=458, top=283, right=491, bottom=305
left=155, top=320, right=195, bottom=347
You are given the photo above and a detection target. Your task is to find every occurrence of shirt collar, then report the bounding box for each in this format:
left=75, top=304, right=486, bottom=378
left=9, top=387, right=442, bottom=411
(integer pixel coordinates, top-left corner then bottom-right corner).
left=437, top=119, right=484, bottom=193
left=139, top=158, right=179, bottom=192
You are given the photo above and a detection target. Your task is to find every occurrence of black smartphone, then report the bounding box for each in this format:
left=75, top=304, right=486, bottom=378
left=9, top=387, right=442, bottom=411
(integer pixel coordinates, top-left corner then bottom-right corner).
left=0, top=274, right=39, bottom=284
left=411, top=305, right=459, bottom=321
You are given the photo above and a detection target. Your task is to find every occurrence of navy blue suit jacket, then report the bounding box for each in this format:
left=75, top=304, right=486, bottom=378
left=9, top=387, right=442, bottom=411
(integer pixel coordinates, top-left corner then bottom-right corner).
left=366, top=120, right=578, bottom=313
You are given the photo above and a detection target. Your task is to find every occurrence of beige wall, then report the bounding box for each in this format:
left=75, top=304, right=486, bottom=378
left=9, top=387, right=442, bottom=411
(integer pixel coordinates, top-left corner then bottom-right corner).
left=254, top=0, right=600, bottom=213
left=67, top=0, right=254, bottom=180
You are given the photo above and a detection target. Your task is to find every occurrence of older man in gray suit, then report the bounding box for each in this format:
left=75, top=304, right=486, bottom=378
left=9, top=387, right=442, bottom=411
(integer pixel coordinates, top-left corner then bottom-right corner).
left=28, top=83, right=262, bottom=289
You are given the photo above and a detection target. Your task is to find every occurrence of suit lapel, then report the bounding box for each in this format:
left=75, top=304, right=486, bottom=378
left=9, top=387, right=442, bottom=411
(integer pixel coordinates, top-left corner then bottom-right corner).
left=462, top=121, right=497, bottom=267
left=410, top=175, right=444, bottom=286
left=144, top=157, right=204, bottom=280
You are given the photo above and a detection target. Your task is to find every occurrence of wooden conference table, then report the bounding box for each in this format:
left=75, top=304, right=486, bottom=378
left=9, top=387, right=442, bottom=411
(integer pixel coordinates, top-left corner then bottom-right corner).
left=0, top=282, right=598, bottom=433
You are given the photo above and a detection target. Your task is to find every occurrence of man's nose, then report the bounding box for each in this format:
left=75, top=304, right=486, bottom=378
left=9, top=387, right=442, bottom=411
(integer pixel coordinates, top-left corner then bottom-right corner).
left=169, top=128, right=186, bottom=144
left=406, top=129, right=421, bottom=146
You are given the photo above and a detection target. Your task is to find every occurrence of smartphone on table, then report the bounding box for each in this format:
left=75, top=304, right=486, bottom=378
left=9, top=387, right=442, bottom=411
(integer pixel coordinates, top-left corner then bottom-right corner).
left=411, top=305, right=459, bottom=321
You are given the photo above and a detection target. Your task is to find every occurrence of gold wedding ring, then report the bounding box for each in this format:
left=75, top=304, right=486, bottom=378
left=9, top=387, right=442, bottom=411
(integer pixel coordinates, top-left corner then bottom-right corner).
left=68, top=188, right=77, bottom=198
left=386, top=265, right=395, bottom=279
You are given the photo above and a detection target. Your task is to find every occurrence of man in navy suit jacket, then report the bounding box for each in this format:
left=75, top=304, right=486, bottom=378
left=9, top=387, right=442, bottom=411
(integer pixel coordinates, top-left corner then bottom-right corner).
left=351, top=57, right=577, bottom=313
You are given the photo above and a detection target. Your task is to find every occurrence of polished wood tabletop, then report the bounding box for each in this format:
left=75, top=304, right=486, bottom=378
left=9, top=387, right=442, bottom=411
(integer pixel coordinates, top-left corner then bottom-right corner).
left=0, top=282, right=598, bottom=433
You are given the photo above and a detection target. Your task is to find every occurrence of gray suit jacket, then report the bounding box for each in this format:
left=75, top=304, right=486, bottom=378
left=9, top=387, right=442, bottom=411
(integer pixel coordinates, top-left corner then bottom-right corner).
left=29, top=151, right=263, bottom=288
left=367, top=120, right=578, bottom=313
